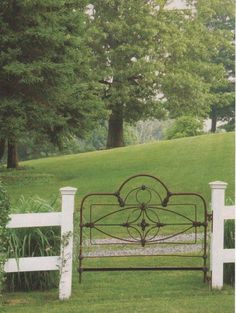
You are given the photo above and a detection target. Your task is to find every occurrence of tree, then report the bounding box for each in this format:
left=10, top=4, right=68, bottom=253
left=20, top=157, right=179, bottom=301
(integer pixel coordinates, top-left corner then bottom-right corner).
left=0, top=0, right=104, bottom=168
left=209, top=83, right=234, bottom=133
left=195, top=0, right=235, bottom=132
left=161, top=0, right=235, bottom=131
left=89, top=0, right=235, bottom=148
left=88, top=0, right=169, bottom=148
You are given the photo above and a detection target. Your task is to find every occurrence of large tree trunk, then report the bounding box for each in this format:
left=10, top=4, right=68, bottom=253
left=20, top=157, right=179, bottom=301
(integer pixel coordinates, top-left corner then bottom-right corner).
left=0, top=138, right=6, bottom=160
left=211, top=106, right=217, bottom=133
left=106, top=108, right=124, bottom=148
left=7, top=140, right=19, bottom=169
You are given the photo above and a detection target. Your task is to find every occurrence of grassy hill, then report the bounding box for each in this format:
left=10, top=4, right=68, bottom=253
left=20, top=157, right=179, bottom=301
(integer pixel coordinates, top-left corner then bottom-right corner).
left=2, top=132, right=234, bottom=205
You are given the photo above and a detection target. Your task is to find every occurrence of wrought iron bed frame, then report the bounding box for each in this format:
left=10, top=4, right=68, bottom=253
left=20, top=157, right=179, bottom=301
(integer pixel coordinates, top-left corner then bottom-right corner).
left=78, top=174, right=210, bottom=283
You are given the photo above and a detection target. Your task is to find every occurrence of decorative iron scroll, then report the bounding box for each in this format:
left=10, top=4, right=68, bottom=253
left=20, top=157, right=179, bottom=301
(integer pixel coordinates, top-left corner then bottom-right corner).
left=78, top=174, right=209, bottom=282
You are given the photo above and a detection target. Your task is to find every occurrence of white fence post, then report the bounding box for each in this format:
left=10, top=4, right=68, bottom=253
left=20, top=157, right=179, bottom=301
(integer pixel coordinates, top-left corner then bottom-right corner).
left=209, top=181, right=228, bottom=289
left=59, top=187, right=77, bottom=300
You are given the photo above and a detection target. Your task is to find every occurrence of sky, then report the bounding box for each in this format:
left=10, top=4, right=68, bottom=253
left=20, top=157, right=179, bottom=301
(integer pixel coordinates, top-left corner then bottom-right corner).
left=165, top=0, right=189, bottom=10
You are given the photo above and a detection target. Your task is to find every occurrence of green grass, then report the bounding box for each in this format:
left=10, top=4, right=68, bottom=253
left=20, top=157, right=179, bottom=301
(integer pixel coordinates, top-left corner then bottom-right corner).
left=2, top=132, right=234, bottom=205
left=3, top=263, right=234, bottom=313
left=1, top=132, right=235, bottom=313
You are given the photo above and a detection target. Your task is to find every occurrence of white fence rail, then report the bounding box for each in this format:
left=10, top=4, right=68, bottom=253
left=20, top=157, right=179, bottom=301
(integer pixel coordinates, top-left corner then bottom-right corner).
left=4, top=187, right=77, bottom=300
left=209, top=181, right=235, bottom=289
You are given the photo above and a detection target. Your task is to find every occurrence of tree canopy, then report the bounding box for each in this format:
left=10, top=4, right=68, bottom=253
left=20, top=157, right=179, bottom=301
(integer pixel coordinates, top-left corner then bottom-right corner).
left=194, top=0, right=235, bottom=132
left=88, top=0, right=169, bottom=147
left=0, top=0, right=104, bottom=167
left=157, top=0, right=235, bottom=125
left=88, top=0, right=235, bottom=147
left=0, top=0, right=234, bottom=165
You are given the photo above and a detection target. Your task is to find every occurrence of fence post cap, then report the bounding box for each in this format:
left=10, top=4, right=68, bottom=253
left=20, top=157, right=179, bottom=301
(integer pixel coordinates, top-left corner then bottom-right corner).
left=60, top=187, right=77, bottom=195
left=209, top=181, right=228, bottom=189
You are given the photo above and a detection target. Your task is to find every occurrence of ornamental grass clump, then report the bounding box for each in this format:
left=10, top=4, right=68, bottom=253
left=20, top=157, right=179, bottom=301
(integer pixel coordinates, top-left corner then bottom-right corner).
left=5, top=196, right=60, bottom=291
left=224, top=219, right=235, bottom=286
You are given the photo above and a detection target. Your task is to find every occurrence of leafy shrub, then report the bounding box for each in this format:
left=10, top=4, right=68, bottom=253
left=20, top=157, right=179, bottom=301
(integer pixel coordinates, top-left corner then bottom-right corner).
left=5, top=196, right=60, bottom=291
left=0, top=181, right=10, bottom=299
left=224, top=219, right=235, bottom=286
left=165, top=116, right=203, bottom=140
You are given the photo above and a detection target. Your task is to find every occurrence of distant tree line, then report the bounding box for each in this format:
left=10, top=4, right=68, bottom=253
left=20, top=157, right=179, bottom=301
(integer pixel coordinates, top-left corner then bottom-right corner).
left=0, top=0, right=234, bottom=168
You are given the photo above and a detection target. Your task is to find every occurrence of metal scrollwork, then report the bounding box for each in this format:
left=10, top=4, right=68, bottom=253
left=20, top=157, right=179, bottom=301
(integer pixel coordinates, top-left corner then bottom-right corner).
left=78, top=174, right=209, bottom=283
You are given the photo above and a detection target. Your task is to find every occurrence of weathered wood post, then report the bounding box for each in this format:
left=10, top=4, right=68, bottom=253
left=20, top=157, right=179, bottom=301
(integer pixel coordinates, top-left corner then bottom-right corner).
left=209, top=181, right=235, bottom=289
left=59, top=187, right=77, bottom=300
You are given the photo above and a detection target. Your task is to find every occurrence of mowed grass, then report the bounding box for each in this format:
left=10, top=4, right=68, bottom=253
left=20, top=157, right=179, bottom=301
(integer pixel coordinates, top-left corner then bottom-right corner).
left=1, top=132, right=235, bottom=313
left=2, top=132, right=235, bottom=205
left=3, top=261, right=234, bottom=313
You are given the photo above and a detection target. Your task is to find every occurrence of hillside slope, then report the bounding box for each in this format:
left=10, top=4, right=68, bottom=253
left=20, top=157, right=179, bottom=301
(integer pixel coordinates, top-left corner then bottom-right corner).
left=1, top=132, right=234, bottom=204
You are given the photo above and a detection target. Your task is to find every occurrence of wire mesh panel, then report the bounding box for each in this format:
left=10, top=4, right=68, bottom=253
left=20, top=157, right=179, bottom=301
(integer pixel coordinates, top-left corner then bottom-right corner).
left=78, top=174, right=209, bottom=282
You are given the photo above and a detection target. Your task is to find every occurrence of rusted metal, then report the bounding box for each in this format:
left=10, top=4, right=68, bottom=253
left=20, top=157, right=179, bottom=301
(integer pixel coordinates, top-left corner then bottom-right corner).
left=78, top=174, right=209, bottom=283
left=80, top=267, right=206, bottom=272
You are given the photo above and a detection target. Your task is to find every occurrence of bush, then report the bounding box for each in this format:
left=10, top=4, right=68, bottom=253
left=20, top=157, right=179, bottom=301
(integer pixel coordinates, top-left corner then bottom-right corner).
left=5, top=196, right=60, bottom=291
left=224, top=219, right=235, bottom=286
left=0, top=181, right=10, bottom=299
left=165, top=116, right=203, bottom=140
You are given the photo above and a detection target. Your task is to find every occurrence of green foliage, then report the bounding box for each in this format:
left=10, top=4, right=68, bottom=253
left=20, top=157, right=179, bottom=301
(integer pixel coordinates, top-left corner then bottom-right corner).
left=16, top=119, right=171, bottom=158
left=15, top=122, right=139, bottom=161
left=0, top=181, right=10, bottom=302
left=0, top=0, right=105, bottom=158
left=89, top=0, right=168, bottom=147
left=6, top=227, right=60, bottom=291
left=76, top=122, right=138, bottom=151
left=224, top=219, right=235, bottom=286
left=0, top=0, right=233, bottom=152
left=10, top=196, right=59, bottom=214
left=123, top=124, right=139, bottom=146
left=194, top=0, right=235, bottom=126
left=5, top=197, right=60, bottom=291
left=219, top=118, right=235, bottom=132
left=162, top=0, right=235, bottom=123
left=135, top=119, right=174, bottom=143
left=165, top=116, right=203, bottom=140
left=88, top=0, right=234, bottom=146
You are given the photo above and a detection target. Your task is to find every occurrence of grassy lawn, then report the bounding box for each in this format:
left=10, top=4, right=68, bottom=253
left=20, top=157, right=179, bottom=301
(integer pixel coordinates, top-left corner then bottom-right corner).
left=1, top=132, right=235, bottom=312
left=3, top=263, right=234, bottom=313
left=1, top=132, right=234, bottom=205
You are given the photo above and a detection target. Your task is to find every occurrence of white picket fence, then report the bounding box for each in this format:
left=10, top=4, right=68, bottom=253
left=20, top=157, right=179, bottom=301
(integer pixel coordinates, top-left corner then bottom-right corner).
left=4, top=187, right=77, bottom=300
left=209, top=181, right=235, bottom=289
left=3, top=181, right=235, bottom=299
